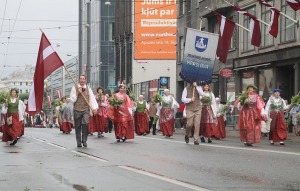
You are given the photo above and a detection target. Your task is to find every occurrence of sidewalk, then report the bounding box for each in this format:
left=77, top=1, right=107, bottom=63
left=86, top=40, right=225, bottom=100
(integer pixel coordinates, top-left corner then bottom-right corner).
left=174, top=127, right=300, bottom=143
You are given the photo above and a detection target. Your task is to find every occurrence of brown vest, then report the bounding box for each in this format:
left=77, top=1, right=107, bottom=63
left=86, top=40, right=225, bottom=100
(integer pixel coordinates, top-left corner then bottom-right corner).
left=185, top=85, right=201, bottom=111
left=74, top=87, right=90, bottom=111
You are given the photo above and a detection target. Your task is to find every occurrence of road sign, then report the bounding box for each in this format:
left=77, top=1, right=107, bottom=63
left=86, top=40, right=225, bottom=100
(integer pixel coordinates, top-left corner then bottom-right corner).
left=107, top=85, right=117, bottom=88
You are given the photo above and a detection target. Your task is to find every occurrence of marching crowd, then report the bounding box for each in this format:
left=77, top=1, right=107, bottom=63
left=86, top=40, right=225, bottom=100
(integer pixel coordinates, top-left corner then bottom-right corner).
left=1, top=75, right=300, bottom=148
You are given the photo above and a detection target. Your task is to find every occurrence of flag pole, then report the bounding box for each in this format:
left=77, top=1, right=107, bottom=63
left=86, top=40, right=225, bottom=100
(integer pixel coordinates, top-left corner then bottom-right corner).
left=193, top=17, right=204, bottom=97
left=205, top=7, right=250, bottom=32
left=223, top=0, right=269, bottom=26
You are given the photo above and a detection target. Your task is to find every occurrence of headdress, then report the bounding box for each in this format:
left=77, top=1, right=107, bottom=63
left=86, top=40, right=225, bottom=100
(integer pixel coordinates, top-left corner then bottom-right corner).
left=246, top=84, right=258, bottom=90
left=273, top=88, right=281, bottom=93
left=164, top=89, right=170, bottom=92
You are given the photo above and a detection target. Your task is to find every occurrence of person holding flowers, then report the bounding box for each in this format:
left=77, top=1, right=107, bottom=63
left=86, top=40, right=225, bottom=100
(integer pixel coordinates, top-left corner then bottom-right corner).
left=156, top=89, right=177, bottom=138
left=1, top=88, right=25, bottom=146
left=199, top=84, right=217, bottom=143
left=234, top=84, right=265, bottom=146
left=134, top=95, right=150, bottom=136
left=263, top=89, right=288, bottom=145
left=215, top=97, right=227, bottom=139
left=107, top=84, right=134, bottom=142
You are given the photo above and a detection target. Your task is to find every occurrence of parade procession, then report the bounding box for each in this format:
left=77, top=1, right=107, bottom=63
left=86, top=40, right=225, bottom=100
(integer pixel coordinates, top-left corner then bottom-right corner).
left=1, top=0, right=300, bottom=190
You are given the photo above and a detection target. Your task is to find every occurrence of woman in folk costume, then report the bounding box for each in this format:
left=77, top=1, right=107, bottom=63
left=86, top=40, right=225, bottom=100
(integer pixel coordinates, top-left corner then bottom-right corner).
left=1, top=88, right=25, bottom=146
left=199, top=84, right=217, bottom=143
left=134, top=95, right=150, bottom=136
left=56, top=97, right=66, bottom=132
left=215, top=97, right=226, bottom=139
left=157, top=89, right=177, bottom=138
left=107, top=84, right=134, bottom=142
left=60, top=98, right=74, bottom=134
left=94, top=87, right=108, bottom=138
left=234, top=84, right=265, bottom=146
left=263, top=89, right=288, bottom=145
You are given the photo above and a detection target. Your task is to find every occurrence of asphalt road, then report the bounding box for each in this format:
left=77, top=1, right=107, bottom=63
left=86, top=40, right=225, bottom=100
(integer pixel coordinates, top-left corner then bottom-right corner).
left=1, top=128, right=300, bottom=191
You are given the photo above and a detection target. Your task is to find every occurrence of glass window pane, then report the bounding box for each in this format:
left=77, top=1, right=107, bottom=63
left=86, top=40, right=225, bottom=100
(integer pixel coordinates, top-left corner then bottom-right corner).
left=259, top=69, right=273, bottom=100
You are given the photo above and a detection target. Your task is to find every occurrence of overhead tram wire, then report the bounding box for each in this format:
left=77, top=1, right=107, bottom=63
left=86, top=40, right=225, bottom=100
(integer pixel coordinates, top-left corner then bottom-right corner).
left=0, top=0, right=8, bottom=37
left=0, top=0, right=23, bottom=77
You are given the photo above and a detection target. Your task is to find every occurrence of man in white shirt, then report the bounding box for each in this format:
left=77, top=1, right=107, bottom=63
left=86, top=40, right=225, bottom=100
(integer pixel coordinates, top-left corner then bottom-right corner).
left=181, top=82, right=203, bottom=145
left=70, top=74, right=98, bottom=147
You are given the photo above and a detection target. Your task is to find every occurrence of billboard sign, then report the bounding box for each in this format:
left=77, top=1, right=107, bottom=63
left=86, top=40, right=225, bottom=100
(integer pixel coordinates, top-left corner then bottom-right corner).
left=134, top=0, right=177, bottom=60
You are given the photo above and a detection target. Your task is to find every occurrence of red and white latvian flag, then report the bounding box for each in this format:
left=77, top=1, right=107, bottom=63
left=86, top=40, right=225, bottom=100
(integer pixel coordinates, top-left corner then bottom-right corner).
left=258, top=0, right=280, bottom=38
left=56, top=90, right=62, bottom=99
left=28, top=33, right=64, bottom=112
left=286, top=0, right=300, bottom=11
left=213, top=11, right=235, bottom=64
left=231, top=5, right=261, bottom=47
left=47, top=95, right=52, bottom=108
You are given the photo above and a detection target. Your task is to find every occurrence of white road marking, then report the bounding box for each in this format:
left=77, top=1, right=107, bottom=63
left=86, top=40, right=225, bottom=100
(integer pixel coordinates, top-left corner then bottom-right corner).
left=137, top=136, right=300, bottom=156
left=71, top=151, right=108, bottom=162
left=25, top=135, right=66, bottom=149
left=119, top=165, right=210, bottom=191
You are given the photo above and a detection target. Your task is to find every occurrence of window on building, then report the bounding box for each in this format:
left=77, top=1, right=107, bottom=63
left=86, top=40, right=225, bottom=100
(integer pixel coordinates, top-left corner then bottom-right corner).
left=179, top=36, right=184, bottom=62
left=229, top=16, right=235, bottom=50
left=261, top=1, right=274, bottom=47
left=108, top=22, right=115, bottom=41
left=242, top=70, right=255, bottom=90
left=243, top=6, right=256, bottom=51
left=280, top=0, right=296, bottom=42
left=20, top=89, right=22, bottom=94
left=26, top=89, right=28, bottom=93
left=178, top=0, right=185, bottom=16
left=20, top=82, right=22, bottom=86
left=14, top=82, right=15, bottom=85
left=26, top=82, right=28, bottom=86
left=259, top=68, right=273, bottom=99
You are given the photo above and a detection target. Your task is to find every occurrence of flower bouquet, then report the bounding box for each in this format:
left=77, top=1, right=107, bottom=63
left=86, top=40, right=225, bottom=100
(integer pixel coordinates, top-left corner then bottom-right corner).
left=0, top=91, right=9, bottom=105
left=201, top=96, right=211, bottom=105
left=108, top=95, right=123, bottom=107
left=153, top=93, right=162, bottom=103
left=220, top=93, right=234, bottom=115
left=51, top=99, right=62, bottom=107
left=238, top=91, right=251, bottom=105
left=291, top=91, right=300, bottom=105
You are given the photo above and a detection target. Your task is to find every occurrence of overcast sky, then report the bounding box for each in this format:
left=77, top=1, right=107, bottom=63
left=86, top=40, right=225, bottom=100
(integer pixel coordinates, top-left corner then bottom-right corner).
left=0, top=0, right=78, bottom=78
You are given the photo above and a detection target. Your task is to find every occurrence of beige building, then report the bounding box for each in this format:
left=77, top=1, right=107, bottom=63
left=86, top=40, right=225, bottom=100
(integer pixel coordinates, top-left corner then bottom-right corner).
left=0, top=65, right=34, bottom=93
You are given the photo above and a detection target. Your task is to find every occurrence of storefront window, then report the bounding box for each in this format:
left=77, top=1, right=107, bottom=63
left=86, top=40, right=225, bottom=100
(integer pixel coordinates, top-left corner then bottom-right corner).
left=226, top=77, right=236, bottom=102
left=242, top=70, right=254, bottom=90
left=259, top=69, right=273, bottom=100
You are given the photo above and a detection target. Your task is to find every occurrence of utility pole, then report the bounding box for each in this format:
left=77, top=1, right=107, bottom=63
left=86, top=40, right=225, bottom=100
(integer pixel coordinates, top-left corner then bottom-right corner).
left=124, top=32, right=127, bottom=84
left=86, top=1, right=92, bottom=84
left=78, top=0, right=83, bottom=76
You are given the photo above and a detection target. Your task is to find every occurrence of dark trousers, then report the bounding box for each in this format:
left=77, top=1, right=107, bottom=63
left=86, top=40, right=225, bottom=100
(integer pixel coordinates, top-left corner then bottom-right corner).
left=74, top=110, right=90, bottom=145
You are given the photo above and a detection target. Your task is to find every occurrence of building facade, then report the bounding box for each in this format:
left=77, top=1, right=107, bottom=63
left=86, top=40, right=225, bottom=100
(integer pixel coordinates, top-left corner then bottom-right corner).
left=177, top=0, right=300, bottom=103
left=0, top=65, right=34, bottom=93
left=79, top=0, right=116, bottom=91
left=47, top=56, right=78, bottom=99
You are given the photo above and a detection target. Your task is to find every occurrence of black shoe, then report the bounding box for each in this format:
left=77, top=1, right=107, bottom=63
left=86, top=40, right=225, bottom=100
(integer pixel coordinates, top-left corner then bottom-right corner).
left=10, top=140, right=17, bottom=146
left=200, top=137, right=205, bottom=143
left=152, top=133, right=157, bottom=135
left=208, top=138, right=212, bottom=143
left=77, top=144, right=82, bottom=147
left=122, top=136, right=127, bottom=142
left=82, top=142, right=87, bottom=147
left=280, top=142, right=285, bottom=145
left=185, top=135, right=189, bottom=143
left=244, top=142, right=253, bottom=146
left=194, top=141, right=199, bottom=145
left=117, top=139, right=120, bottom=142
